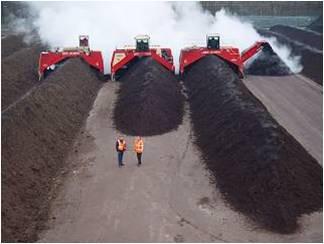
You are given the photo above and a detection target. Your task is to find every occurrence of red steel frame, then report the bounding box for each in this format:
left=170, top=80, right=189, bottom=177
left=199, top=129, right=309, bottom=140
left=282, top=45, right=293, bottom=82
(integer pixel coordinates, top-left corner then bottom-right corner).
left=38, top=50, right=104, bottom=79
left=179, top=41, right=268, bottom=77
left=111, top=48, right=175, bottom=80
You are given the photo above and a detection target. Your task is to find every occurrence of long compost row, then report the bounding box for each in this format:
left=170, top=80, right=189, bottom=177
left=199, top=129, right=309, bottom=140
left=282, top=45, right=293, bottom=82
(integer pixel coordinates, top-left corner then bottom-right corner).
left=1, top=34, right=29, bottom=58
left=1, top=45, right=45, bottom=111
left=270, top=25, right=322, bottom=51
left=113, top=57, right=185, bottom=136
left=2, top=59, right=102, bottom=242
left=245, top=44, right=292, bottom=76
left=183, top=55, right=322, bottom=233
left=258, top=27, right=323, bottom=85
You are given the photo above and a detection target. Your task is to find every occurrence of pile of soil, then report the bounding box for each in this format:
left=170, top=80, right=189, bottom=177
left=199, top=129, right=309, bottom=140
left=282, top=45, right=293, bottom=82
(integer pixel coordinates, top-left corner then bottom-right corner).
left=2, top=58, right=102, bottom=242
left=113, top=57, right=184, bottom=136
left=1, top=34, right=28, bottom=58
left=2, top=45, right=44, bottom=110
left=184, top=55, right=322, bottom=234
left=259, top=29, right=323, bottom=85
left=270, top=25, right=322, bottom=50
left=245, top=43, right=292, bottom=76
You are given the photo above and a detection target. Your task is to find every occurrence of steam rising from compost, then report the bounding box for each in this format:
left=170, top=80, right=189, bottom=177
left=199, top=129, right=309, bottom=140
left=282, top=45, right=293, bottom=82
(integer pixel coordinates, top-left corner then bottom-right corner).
left=24, top=1, right=302, bottom=73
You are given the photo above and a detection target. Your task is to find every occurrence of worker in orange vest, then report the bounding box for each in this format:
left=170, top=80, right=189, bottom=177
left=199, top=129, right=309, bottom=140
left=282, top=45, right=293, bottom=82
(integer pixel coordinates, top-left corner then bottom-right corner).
left=134, top=136, right=144, bottom=166
left=116, top=136, right=127, bottom=168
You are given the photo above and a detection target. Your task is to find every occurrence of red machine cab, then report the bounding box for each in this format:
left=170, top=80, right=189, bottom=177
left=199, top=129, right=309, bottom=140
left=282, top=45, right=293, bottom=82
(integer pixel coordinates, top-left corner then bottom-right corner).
left=38, top=35, right=104, bottom=80
left=179, top=34, right=270, bottom=78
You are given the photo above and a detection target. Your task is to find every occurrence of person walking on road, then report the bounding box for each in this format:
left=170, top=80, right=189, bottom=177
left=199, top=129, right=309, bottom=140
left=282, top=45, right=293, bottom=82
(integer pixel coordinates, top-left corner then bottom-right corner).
left=134, top=136, right=144, bottom=166
left=116, top=136, right=127, bottom=167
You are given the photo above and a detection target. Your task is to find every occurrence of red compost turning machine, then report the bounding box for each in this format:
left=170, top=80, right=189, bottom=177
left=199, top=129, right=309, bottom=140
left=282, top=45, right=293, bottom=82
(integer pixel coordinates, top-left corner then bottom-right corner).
left=111, top=35, right=175, bottom=81
left=179, top=34, right=271, bottom=78
left=38, top=35, right=104, bottom=79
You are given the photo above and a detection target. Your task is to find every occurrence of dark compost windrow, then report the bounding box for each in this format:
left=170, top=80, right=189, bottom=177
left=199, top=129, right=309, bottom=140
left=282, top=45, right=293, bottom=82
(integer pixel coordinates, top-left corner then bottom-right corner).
left=270, top=25, right=323, bottom=51
left=113, top=57, right=185, bottom=136
left=2, top=58, right=102, bottom=242
left=244, top=44, right=292, bottom=76
left=2, top=46, right=44, bottom=111
left=183, top=55, right=322, bottom=234
left=258, top=29, right=323, bottom=85
left=1, top=34, right=28, bottom=58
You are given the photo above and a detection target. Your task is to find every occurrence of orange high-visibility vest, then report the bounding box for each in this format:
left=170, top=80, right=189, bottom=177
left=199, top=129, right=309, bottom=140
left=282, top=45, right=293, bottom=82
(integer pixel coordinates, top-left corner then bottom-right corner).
left=134, top=139, right=144, bottom=153
left=118, top=140, right=126, bottom=151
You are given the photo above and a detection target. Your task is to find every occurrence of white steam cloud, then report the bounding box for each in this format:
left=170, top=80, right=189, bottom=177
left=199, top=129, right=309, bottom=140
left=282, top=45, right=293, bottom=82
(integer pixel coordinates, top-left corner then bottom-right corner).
left=26, top=1, right=302, bottom=74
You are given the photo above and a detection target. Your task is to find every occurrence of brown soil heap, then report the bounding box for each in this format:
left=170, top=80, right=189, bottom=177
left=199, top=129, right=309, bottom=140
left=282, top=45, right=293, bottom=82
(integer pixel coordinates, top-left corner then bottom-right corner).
left=2, top=58, right=102, bottom=242
left=113, top=57, right=184, bottom=136
left=245, top=44, right=292, bottom=76
left=184, top=55, right=322, bottom=234
left=1, top=34, right=28, bottom=58
left=258, top=29, right=323, bottom=85
left=2, top=46, right=44, bottom=111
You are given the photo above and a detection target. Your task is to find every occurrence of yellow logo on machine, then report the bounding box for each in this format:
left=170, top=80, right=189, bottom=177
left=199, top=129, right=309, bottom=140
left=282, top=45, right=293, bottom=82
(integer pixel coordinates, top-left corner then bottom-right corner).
left=113, top=53, right=126, bottom=65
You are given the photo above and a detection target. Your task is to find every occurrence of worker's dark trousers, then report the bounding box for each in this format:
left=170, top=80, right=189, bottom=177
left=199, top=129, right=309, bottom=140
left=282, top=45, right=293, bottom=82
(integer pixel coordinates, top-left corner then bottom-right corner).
left=137, top=153, right=142, bottom=165
left=118, top=151, right=124, bottom=167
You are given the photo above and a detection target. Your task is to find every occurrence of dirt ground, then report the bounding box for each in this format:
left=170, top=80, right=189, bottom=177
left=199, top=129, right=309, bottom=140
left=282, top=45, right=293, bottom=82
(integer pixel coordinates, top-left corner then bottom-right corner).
left=38, top=80, right=322, bottom=242
left=244, top=74, right=323, bottom=164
